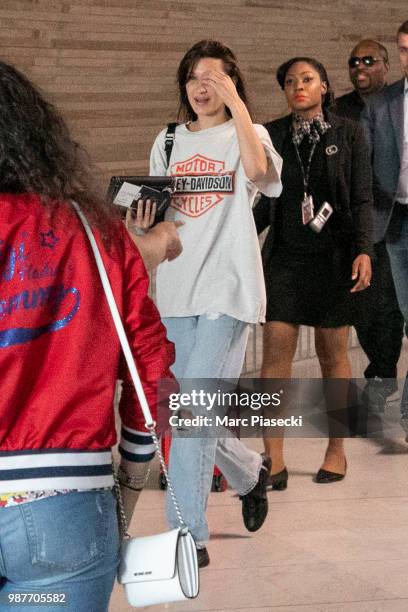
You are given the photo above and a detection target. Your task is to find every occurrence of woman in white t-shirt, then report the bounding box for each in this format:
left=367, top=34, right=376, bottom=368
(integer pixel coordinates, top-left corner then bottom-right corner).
left=141, top=40, right=282, bottom=567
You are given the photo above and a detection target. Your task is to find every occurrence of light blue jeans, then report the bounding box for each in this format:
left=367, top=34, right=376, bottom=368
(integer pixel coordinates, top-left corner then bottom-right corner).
left=387, top=212, right=408, bottom=415
left=0, top=491, right=119, bottom=612
left=387, top=213, right=408, bottom=324
left=163, top=315, right=262, bottom=545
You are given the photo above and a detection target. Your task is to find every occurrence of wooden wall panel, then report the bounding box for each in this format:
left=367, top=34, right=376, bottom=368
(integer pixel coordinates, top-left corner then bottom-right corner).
left=0, top=0, right=406, bottom=189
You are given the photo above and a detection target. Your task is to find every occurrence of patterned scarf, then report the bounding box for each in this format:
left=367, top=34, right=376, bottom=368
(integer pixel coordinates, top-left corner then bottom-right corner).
left=291, top=112, right=331, bottom=146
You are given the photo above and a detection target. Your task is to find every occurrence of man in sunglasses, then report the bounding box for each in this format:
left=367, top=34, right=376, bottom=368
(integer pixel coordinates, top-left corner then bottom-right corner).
left=361, top=21, right=408, bottom=434
left=334, top=40, right=404, bottom=419
left=335, top=40, right=390, bottom=120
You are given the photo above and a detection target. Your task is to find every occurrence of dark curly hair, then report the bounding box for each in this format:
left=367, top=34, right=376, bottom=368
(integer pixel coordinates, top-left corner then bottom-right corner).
left=276, top=56, right=335, bottom=109
left=0, top=60, right=119, bottom=236
left=177, top=39, right=251, bottom=122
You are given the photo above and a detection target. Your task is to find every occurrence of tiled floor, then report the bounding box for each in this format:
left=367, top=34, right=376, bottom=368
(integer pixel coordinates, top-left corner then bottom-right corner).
left=110, top=339, right=408, bottom=611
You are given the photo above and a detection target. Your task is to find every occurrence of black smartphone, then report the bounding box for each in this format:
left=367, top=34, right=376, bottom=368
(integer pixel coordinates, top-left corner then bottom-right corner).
left=108, top=176, right=174, bottom=221
left=135, top=186, right=172, bottom=216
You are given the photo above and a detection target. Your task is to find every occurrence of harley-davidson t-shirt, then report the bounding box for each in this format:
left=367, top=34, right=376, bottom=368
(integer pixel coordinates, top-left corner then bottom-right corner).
left=150, top=119, right=282, bottom=323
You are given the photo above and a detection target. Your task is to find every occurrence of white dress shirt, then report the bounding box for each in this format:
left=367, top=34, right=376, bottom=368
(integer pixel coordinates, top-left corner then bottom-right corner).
left=396, top=78, right=408, bottom=203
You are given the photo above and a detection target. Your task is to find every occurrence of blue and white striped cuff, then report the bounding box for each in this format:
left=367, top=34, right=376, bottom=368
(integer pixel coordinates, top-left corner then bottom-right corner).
left=119, top=426, right=155, bottom=463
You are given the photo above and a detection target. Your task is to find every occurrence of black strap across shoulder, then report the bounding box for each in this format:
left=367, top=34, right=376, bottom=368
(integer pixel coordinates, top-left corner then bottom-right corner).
left=164, top=122, right=178, bottom=167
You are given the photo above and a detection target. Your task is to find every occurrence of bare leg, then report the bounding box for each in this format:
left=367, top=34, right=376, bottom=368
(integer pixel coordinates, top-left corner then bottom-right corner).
left=261, top=322, right=299, bottom=475
left=314, top=326, right=351, bottom=475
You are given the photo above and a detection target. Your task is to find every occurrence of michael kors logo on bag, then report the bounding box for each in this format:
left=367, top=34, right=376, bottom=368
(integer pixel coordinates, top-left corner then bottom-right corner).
left=170, top=154, right=235, bottom=218
left=133, top=571, right=153, bottom=576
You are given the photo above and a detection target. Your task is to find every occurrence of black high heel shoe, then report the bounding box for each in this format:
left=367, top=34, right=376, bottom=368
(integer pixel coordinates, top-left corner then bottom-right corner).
left=315, top=459, right=347, bottom=484
left=267, top=467, right=288, bottom=490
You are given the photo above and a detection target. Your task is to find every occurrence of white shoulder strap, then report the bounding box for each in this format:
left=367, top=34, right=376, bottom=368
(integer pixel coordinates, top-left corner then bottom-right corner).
left=71, top=201, right=154, bottom=428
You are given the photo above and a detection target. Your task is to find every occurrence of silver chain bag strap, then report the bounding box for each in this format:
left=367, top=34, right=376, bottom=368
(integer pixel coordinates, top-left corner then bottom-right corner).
left=72, top=201, right=199, bottom=607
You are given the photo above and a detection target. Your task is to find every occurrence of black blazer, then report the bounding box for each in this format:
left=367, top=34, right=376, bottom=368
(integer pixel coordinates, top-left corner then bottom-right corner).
left=254, top=110, right=374, bottom=265
left=361, top=79, right=405, bottom=243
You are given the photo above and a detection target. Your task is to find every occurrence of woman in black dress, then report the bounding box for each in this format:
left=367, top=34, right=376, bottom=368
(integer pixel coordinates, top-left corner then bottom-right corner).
left=254, top=57, right=373, bottom=487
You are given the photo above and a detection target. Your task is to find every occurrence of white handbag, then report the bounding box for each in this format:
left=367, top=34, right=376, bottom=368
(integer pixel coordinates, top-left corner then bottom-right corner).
left=72, top=202, right=199, bottom=607
left=119, top=528, right=198, bottom=607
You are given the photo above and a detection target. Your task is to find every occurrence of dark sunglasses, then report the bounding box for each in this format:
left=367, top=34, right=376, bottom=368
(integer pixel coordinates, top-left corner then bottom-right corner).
left=348, top=56, right=384, bottom=69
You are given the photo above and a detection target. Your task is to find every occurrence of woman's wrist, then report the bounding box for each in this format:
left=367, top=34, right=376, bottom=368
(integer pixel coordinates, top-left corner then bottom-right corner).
left=228, top=96, right=247, bottom=118
left=118, top=462, right=150, bottom=490
left=131, top=225, right=147, bottom=237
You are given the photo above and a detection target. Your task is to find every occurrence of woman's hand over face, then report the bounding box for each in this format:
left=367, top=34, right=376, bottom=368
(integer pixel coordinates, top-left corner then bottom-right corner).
left=200, top=70, right=240, bottom=110
left=350, top=254, right=372, bottom=292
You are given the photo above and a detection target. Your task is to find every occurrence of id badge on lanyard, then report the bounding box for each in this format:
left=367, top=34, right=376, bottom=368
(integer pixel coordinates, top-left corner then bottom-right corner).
left=301, top=193, right=314, bottom=225
left=295, top=141, right=317, bottom=225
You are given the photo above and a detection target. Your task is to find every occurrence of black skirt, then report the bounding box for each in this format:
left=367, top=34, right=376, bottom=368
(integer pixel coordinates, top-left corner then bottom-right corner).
left=264, top=247, right=354, bottom=327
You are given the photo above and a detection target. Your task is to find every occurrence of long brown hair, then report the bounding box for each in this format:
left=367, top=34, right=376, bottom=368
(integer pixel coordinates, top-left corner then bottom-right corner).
left=177, top=39, right=251, bottom=122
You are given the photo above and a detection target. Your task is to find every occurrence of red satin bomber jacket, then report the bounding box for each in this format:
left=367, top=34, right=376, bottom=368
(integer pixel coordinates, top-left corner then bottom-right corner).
left=0, top=193, right=175, bottom=493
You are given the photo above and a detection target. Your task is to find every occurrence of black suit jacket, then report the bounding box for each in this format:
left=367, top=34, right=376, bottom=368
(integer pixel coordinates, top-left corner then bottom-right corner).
left=360, top=79, right=405, bottom=243
left=254, top=110, right=374, bottom=266
left=332, top=90, right=365, bottom=122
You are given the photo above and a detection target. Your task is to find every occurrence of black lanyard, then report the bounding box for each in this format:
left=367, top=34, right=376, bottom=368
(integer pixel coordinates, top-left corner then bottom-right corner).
left=294, top=141, right=317, bottom=196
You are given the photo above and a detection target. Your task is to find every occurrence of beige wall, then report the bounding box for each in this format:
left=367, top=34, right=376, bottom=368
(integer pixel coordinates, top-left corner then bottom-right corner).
left=0, top=0, right=405, bottom=189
